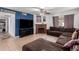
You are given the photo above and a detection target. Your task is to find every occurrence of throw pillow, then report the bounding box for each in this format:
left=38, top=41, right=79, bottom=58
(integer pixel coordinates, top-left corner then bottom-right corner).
left=63, top=40, right=76, bottom=48
left=71, top=31, right=78, bottom=40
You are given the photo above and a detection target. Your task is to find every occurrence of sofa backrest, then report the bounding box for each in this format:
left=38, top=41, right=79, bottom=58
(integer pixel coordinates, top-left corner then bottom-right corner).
left=50, top=27, right=60, bottom=31
left=50, top=27, right=75, bottom=33
left=63, top=28, right=75, bottom=33
left=50, top=27, right=64, bottom=32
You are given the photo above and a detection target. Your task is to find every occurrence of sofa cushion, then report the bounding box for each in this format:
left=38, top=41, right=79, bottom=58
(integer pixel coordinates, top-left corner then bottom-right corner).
left=56, top=35, right=71, bottom=45
left=47, top=30, right=62, bottom=37
left=51, top=31, right=62, bottom=33
left=62, top=33, right=72, bottom=37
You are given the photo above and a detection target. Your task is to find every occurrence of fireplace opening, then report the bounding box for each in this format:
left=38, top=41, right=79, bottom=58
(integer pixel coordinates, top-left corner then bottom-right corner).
left=38, top=28, right=45, bottom=33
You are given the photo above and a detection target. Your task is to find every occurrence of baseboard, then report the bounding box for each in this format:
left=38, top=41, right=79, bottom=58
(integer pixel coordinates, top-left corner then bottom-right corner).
left=15, top=36, right=20, bottom=39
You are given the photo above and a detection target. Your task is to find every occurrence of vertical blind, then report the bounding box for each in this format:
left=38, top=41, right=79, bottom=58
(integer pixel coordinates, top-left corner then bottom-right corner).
left=53, top=16, right=59, bottom=27
left=64, top=14, right=74, bottom=28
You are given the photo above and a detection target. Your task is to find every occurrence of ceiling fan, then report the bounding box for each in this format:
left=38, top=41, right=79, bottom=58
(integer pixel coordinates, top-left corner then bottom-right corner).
left=39, top=9, right=51, bottom=15
left=32, top=7, right=51, bottom=15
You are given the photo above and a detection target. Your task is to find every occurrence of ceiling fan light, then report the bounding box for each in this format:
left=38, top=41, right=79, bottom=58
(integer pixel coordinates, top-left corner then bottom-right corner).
left=33, top=9, right=40, bottom=11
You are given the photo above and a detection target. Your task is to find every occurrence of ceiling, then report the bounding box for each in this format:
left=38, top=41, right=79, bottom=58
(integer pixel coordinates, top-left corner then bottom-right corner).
left=5, top=7, right=78, bottom=15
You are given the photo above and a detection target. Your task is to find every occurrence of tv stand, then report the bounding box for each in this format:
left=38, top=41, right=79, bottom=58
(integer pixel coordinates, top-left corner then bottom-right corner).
left=19, top=28, right=33, bottom=37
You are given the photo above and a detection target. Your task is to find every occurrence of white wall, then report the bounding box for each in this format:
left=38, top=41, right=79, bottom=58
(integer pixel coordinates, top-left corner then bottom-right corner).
left=45, top=15, right=53, bottom=29
left=8, top=14, right=15, bottom=37
left=33, top=15, right=36, bottom=34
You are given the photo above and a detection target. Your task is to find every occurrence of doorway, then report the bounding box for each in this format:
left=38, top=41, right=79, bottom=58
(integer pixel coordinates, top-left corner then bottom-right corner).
left=0, top=12, right=10, bottom=39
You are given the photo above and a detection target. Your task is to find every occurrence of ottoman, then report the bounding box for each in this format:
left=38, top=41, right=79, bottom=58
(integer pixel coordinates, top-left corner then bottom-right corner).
left=22, top=38, right=63, bottom=51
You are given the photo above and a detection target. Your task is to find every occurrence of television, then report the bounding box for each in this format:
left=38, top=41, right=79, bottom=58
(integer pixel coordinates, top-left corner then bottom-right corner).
left=20, top=19, right=33, bottom=28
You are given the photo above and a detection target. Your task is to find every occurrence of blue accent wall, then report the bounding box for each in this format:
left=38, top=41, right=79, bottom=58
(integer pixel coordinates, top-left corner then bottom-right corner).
left=15, top=11, right=33, bottom=36
left=15, top=12, right=21, bottom=36
left=0, top=7, right=33, bottom=36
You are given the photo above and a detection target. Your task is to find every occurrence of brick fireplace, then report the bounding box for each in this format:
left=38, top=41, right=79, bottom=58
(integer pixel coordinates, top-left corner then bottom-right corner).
left=36, top=24, right=46, bottom=33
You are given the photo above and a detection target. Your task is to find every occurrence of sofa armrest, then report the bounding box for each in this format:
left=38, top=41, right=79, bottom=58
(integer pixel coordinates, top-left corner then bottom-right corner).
left=75, top=45, right=79, bottom=51
left=47, top=29, right=50, bottom=31
left=47, top=29, right=51, bottom=34
left=70, top=44, right=79, bottom=51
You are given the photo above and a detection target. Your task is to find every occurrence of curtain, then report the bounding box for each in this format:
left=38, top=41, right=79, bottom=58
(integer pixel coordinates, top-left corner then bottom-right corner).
left=64, top=14, right=74, bottom=28
left=53, top=16, right=59, bottom=27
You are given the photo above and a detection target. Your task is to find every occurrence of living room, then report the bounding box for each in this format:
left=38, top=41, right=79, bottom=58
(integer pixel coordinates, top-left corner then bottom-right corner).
left=0, top=7, right=79, bottom=51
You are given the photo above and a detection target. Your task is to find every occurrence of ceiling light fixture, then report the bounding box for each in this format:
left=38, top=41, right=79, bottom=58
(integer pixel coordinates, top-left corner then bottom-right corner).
left=32, top=8, right=40, bottom=11
left=40, top=7, right=45, bottom=9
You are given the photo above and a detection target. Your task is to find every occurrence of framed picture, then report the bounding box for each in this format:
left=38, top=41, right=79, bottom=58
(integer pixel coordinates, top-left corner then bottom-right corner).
left=36, top=16, right=41, bottom=23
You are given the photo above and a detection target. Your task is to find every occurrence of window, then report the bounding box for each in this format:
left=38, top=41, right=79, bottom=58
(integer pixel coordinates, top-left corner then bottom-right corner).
left=58, top=16, right=64, bottom=27
left=36, top=16, right=41, bottom=23
left=53, top=16, right=64, bottom=27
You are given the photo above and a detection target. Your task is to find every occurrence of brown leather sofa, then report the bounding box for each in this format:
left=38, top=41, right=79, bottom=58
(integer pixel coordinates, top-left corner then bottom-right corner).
left=46, top=27, right=79, bottom=51
left=47, top=27, right=75, bottom=37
